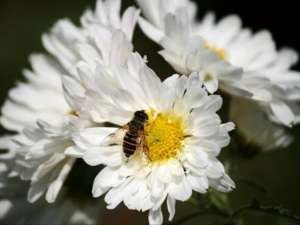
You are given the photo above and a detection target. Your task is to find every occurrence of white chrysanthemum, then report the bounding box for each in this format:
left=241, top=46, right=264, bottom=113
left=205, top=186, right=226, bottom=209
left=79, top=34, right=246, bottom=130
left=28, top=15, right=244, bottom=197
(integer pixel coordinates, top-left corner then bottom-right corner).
left=0, top=53, right=81, bottom=203
left=81, top=0, right=140, bottom=41
left=1, top=54, right=70, bottom=132
left=195, top=13, right=300, bottom=141
left=43, top=0, right=139, bottom=73
left=137, top=0, right=243, bottom=95
left=0, top=31, right=133, bottom=204
left=0, top=0, right=139, bottom=204
left=137, top=0, right=300, bottom=148
left=67, top=53, right=235, bottom=225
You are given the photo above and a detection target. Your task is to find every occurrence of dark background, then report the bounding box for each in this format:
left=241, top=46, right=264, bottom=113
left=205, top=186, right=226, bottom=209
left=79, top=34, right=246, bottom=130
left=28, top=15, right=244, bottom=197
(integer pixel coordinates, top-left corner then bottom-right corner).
left=0, top=0, right=300, bottom=224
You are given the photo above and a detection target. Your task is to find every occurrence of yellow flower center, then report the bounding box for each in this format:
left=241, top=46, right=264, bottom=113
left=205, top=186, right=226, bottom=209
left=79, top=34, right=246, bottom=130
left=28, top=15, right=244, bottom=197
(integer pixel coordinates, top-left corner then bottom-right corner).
left=144, top=112, right=185, bottom=163
left=204, top=40, right=227, bottom=60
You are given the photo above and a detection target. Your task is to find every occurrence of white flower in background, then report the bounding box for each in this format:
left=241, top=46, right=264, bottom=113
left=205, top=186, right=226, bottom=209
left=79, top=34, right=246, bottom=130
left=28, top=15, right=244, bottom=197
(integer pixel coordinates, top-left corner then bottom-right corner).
left=137, top=0, right=243, bottom=95
left=43, top=0, right=139, bottom=73
left=12, top=116, right=90, bottom=203
left=0, top=0, right=139, bottom=205
left=0, top=53, right=82, bottom=203
left=195, top=14, right=300, bottom=145
left=137, top=0, right=300, bottom=149
left=1, top=54, right=70, bottom=132
left=68, top=53, right=235, bottom=225
left=81, top=0, right=140, bottom=41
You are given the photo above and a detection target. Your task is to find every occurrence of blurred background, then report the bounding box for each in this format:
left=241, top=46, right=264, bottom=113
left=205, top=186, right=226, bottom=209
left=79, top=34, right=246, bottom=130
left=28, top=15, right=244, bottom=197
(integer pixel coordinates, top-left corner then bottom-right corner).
left=0, top=0, right=300, bottom=224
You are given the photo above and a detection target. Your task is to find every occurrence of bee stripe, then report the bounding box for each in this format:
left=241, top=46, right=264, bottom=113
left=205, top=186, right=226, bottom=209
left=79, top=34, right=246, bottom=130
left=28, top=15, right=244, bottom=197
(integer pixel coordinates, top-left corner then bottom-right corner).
left=124, top=136, right=137, bottom=144
left=124, top=148, right=135, bottom=154
left=123, top=142, right=136, bottom=149
left=125, top=133, right=138, bottom=139
left=124, top=139, right=136, bottom=144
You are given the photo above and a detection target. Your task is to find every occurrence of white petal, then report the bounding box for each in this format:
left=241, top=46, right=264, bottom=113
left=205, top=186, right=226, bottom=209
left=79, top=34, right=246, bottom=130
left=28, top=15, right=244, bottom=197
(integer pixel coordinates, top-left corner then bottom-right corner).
left=83, top=146, right=123, bottom=167
left=109, top=31, right=133, bottom=66
left=149, top=170, right=165, bottom=199
left=204, top=73, right=219, bottom=94
left=0, top=200, right=12, bottom=219
left=169, top=176, right=192, bottom=201
left=74, top=127, right=117, bottom=148
left=167, top=196, right=176, bottom=221
left=31, top=153, right=65, bottom=182
left=46, top=158, right=75, bottom=203
left=92, top=167, right=123, bottom=197
left=148, top=208, right=163, bottom=225
left=270, top=101, right=295, bottom=127
left=186, top=174, right=208, bottom=193
left=28, top=180, right=47, bottom=203
left=121, top=7, right=140, bottom=41
left=206, top=160, right=225, bottom=179
left=138, top=17, right=164, bottom=43
left=64, top=146, right=84, bottom=157
left=139, top=66, right=162, bottom=109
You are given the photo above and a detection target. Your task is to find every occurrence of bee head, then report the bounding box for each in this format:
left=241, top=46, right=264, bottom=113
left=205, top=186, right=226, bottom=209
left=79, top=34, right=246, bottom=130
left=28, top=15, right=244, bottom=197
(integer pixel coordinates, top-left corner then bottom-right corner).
left=134, top=110, right=148, bottom=121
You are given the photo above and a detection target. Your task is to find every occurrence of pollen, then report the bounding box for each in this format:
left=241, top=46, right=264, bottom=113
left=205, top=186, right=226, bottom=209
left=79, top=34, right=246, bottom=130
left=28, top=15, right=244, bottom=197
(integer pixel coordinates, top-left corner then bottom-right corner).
left=204, top=40, right=227, bottom=60
left=144, top=112, right=185, bottom=163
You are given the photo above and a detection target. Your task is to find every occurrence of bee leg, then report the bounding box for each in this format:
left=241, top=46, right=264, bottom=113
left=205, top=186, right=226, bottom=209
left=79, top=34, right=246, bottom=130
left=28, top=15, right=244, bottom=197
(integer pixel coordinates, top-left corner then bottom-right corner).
left=140, top=133, right=149, bottom=156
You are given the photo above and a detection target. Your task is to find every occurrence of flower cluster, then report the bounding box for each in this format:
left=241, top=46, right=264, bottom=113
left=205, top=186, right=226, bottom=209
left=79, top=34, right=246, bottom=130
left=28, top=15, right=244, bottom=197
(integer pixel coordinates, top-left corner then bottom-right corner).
left=0, top=0, right=299, bottom=224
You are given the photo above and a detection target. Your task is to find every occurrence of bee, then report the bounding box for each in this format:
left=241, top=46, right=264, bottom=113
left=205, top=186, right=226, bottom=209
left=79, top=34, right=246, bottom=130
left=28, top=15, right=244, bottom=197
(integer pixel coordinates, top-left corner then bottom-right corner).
left=122, top=110, right=148, bottom=158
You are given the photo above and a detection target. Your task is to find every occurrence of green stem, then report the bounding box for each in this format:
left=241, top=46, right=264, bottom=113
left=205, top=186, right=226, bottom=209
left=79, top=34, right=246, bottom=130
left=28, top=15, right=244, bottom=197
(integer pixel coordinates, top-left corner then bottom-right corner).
left=230, top=200, right=300, bottom=222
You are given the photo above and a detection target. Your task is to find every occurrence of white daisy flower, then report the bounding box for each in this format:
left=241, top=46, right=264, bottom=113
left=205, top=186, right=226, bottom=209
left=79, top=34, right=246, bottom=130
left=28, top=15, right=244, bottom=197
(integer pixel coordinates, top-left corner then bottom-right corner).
left=0, top=53, right=83, bottom=203
left=43, top=0, right=139, bottom=73
left=81, top=0, right=140, bottom=41
left=0, top=0, right=139, bottom=204
left=68, top=53, right=235, bottom=225
left=195, top=13, right=300, bottom=143
left=0, top=30, right=134, bottom=204
left=137, top=0, right=300, bottom=148
left=0, top=54, right=70, bottom=132
left=136, top=0, right=243, bottom=95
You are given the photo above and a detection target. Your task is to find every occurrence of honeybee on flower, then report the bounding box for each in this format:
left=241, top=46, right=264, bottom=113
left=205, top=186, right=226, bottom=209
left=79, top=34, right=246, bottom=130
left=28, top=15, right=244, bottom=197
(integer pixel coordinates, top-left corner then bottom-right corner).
left=0, top=0, right=299, bottom=225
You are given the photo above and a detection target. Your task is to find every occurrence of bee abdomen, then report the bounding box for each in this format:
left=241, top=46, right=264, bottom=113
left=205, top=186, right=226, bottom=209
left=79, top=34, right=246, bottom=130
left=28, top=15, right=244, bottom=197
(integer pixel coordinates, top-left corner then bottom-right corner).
left=122, top=110, right=148, bottom=159
left=123, top=141, right=137, bottom=158
left=123, top=133, right=138, bottom=158
left=124, top=133, right=138, bottom=144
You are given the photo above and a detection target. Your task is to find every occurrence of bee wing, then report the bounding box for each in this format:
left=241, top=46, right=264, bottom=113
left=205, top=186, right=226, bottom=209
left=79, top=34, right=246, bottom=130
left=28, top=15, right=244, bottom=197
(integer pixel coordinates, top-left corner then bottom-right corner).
left=102, top=126, right=127, bottom=146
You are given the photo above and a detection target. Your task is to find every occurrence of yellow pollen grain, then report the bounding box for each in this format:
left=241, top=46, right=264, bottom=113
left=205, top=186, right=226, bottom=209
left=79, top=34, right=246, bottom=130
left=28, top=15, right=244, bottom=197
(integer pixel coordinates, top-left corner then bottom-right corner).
left=144, top=112, right=185, bottom=163
left=204, top=41, right=227, bottom=60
